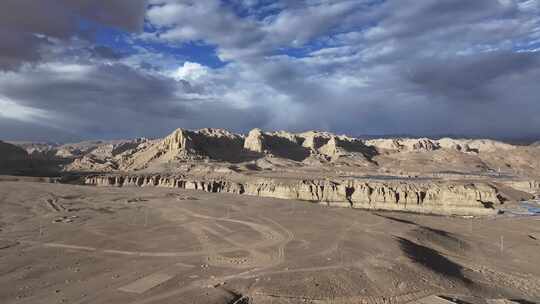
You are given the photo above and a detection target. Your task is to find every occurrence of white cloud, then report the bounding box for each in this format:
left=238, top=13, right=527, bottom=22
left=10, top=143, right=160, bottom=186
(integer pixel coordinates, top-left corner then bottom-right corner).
left=171, top=62, right=209, bottom=82
left=0, top=97, right=49, bottom=122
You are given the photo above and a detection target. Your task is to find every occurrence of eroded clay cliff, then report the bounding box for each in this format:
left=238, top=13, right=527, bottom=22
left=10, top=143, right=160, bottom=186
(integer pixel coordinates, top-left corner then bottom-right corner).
left=84, top=174, right=500, bottom=216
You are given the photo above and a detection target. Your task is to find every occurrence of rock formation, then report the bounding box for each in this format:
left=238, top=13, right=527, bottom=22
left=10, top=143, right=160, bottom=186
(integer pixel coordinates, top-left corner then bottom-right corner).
left=161, top=128, right=201, bottom=160
left=242, top=129, right=376, bottom=163
left=366, top=138, right=440, bottom=152
left=244, top=128, right=265, bottom=153
left=503, top=180, right=540, bottom=196
left=298, top=131, right=333, bottom=150
left=243, top=129, right=309, bottom=161
left=66, top=155, right=119, bottom=172
left=412, top=139, right=439, bottom=151
left=116, top=128, right=246, bottom=171
left=9, top=127, right=540, bottom=186
left=365, top=137, right=516, bottom=154
left=84, top=174, right=501, bottom=216
left=317, top=136, right=377, bottom=162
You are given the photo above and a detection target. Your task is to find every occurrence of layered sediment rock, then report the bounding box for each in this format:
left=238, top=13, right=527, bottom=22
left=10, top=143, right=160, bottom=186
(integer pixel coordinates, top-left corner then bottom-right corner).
left=366, top=138, right=441, bottom=152
left=118, top=128, right=245, bottom=170
left=412, top=139, right=439, bottom=151
left=159, top=128, right=245, bottom=161
left=366, top=138, right=515, bottom=153
left=160, top=128, right=201, bottom=160
left=503, top=180, right=540, bottom=196
left=317, top=136, right=377, bottom=161
left=244, top=128, right=265, bottom=153
left=85, top=175, right=500, bottom=215
left=298, top=131, right=332, bottom=150
left=243, top=129, right=310, bottom=161
left=67, top=155, right=119, bottom=172
left=243, top=129, right=376, bottom=162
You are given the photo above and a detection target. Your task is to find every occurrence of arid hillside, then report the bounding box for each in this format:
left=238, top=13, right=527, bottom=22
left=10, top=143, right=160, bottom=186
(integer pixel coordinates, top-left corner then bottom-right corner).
left=8, top=128, right=540, bottom=180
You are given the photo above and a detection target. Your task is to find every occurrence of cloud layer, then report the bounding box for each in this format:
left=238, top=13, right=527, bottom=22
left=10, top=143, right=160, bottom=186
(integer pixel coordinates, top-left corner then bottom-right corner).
left=1, top=0, right=540, bottom=141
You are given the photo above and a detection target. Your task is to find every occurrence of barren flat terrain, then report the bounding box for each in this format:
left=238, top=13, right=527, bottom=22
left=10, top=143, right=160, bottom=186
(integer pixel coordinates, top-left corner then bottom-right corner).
left=1, top=180, right=539, bottom=303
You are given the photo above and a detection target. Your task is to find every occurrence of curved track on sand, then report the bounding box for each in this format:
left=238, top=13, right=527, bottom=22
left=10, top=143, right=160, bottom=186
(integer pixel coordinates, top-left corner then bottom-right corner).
left=16, top=205, right=297, bottom=303
left=175, top=207, right=293, bottom=269
left=118, top=207, right=295, bottom=304
left=18, top=206, right=293, bottom=268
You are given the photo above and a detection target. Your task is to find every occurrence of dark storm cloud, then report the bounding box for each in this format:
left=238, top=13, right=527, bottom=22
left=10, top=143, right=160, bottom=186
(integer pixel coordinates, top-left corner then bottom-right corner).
left=399, top=50, right=540, bottom=137
left=247, top=48, right=540, bottom=138
left=406, top=51, right=540, bottom=104
left=0, top=62, right=271, bottom=140
left=302, top=50, right=540, bottom=138
left=0, top=117, right=81, bottom=142
left=2, top=64, right=180, bottom=115
left=0, top=0, right=146, bottom=70
left=90, top=46, right=126, bottom=60
left=0, top=63, right=188, bottom=132
left=0, top=30, right=48, bottom=70
left=239, top=0, right=540, bottom=138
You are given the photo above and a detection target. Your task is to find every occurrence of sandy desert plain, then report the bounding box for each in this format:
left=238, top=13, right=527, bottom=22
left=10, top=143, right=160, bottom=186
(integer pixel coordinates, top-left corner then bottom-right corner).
left=1, top=128, right=540, bottom=304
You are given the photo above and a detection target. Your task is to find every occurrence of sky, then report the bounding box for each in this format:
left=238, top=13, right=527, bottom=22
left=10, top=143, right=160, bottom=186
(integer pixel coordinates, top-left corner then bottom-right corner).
left=0, top=0, right=539, bottom=142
